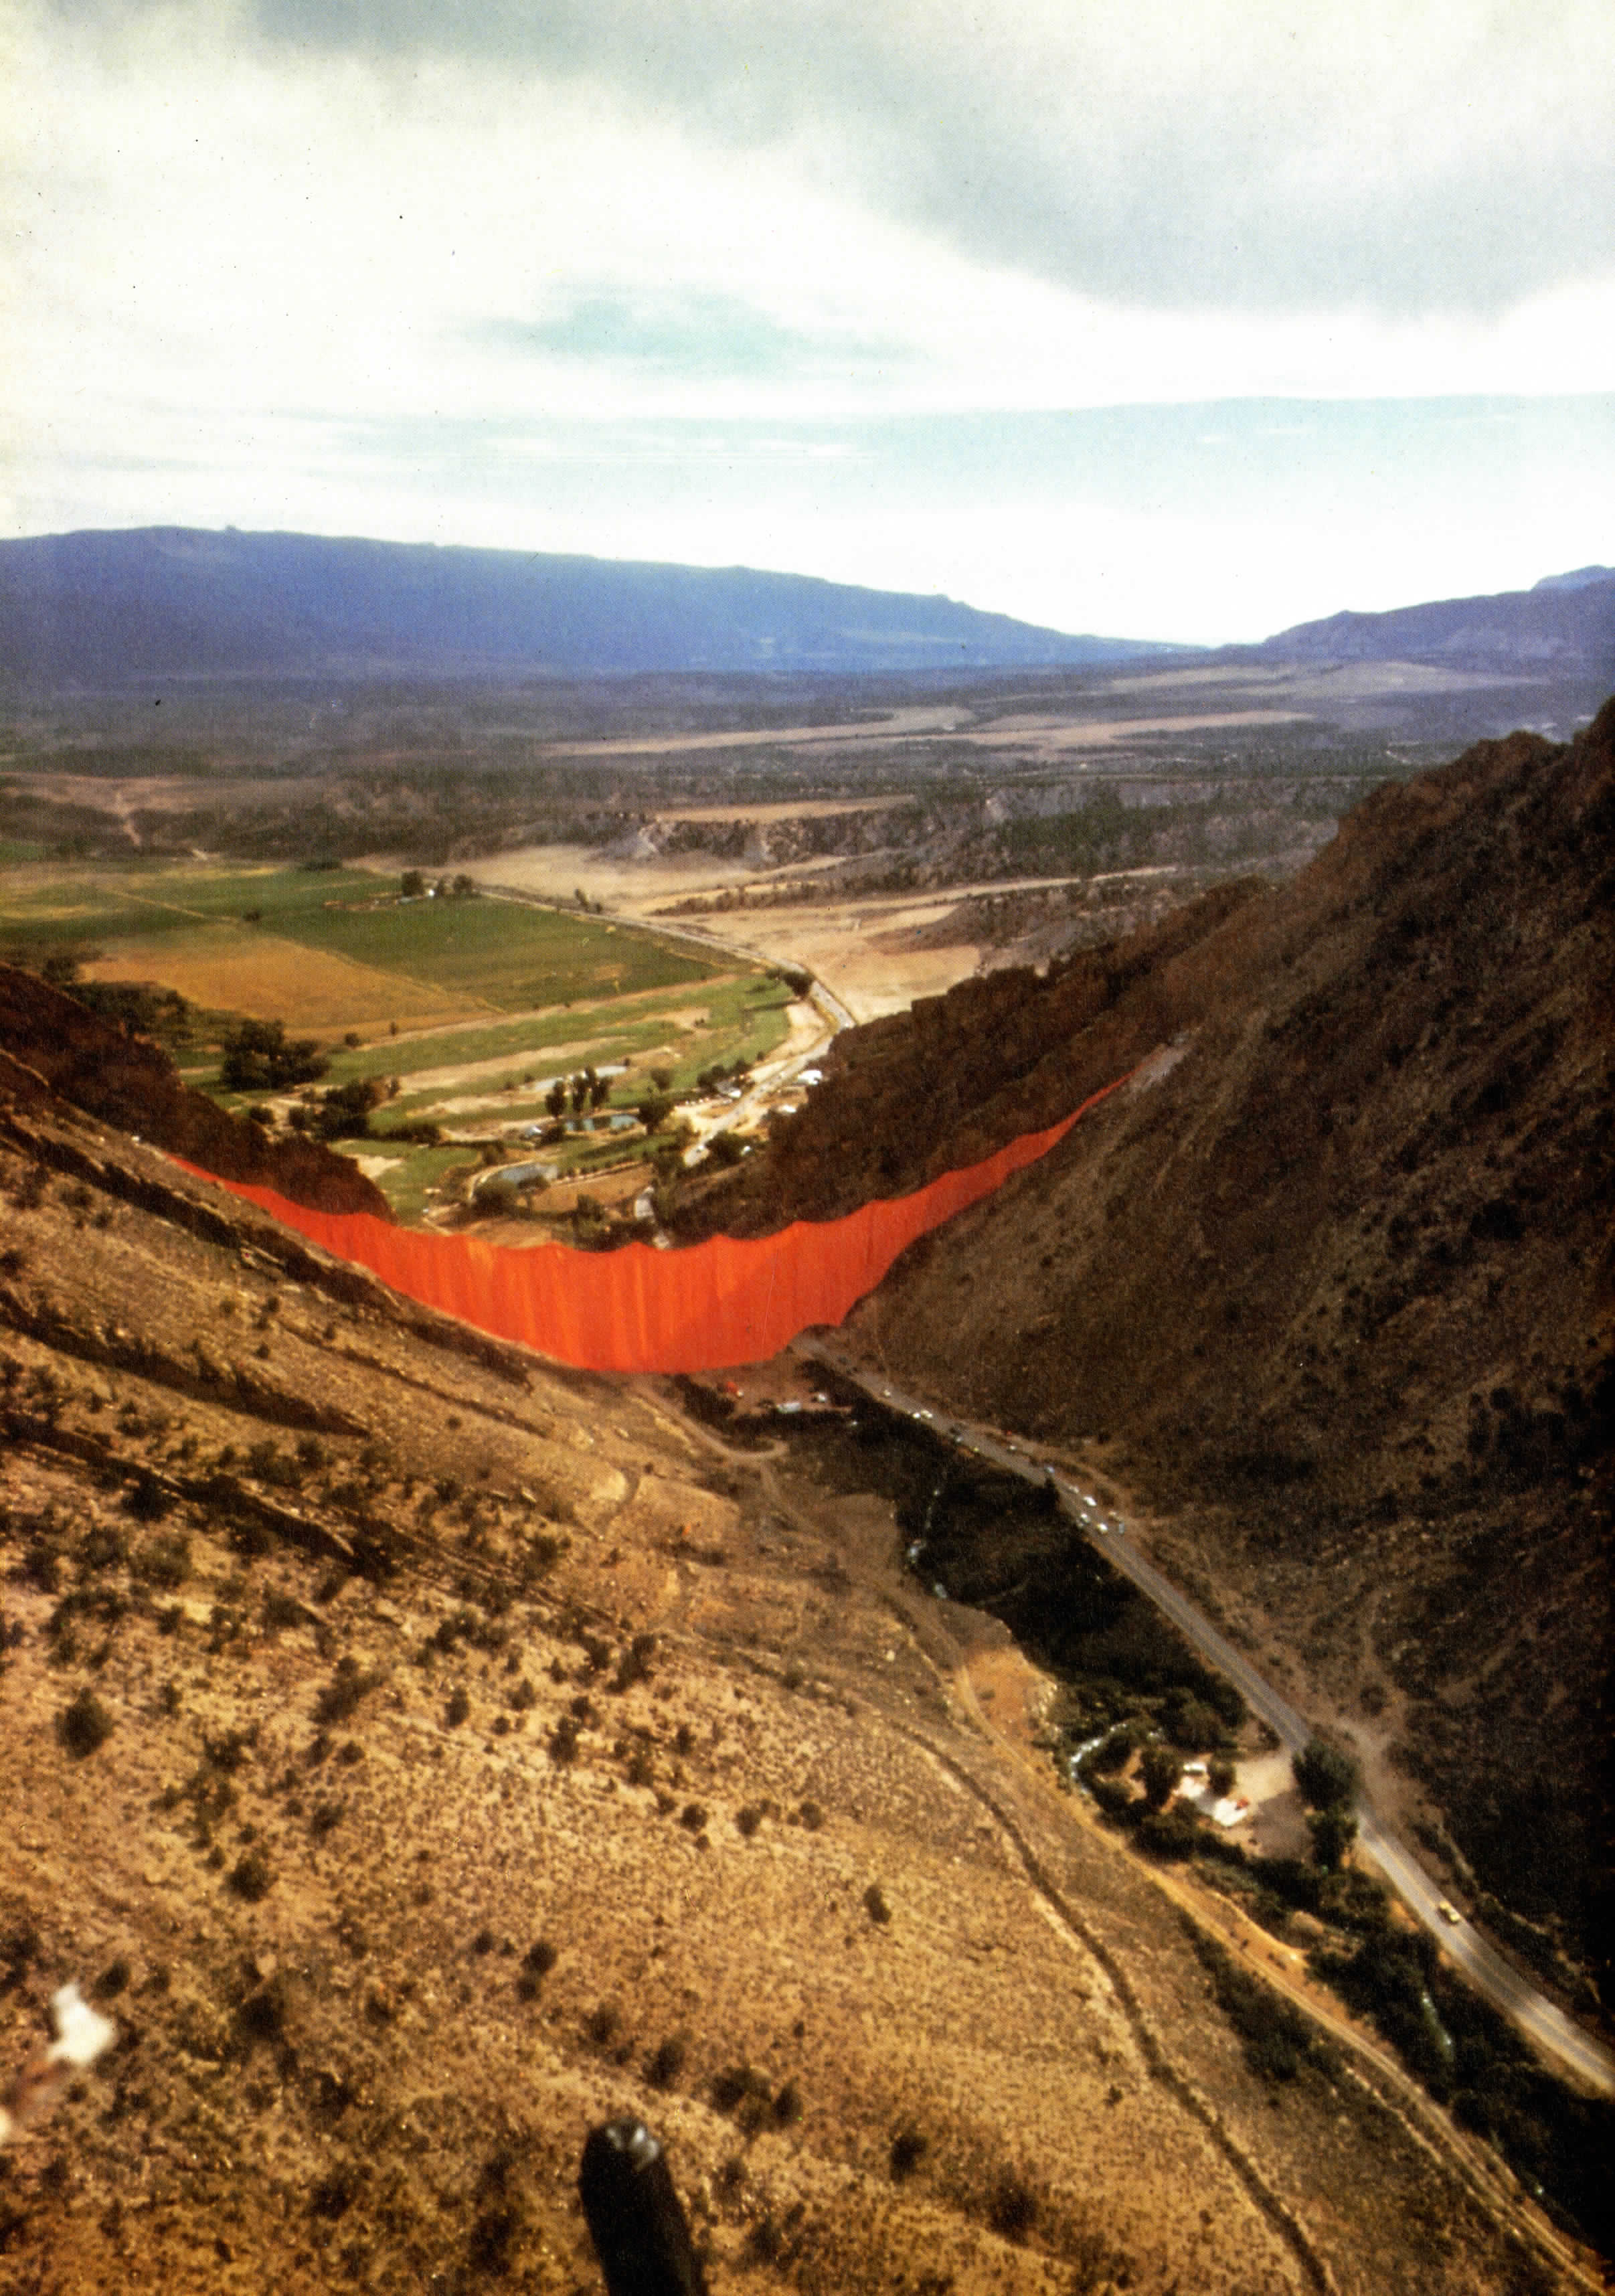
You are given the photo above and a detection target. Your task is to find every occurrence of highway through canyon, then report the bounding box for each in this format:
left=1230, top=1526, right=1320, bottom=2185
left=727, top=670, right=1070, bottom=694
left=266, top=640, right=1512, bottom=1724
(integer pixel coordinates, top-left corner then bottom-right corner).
left=796, top=1337, right=1615, bottom=2101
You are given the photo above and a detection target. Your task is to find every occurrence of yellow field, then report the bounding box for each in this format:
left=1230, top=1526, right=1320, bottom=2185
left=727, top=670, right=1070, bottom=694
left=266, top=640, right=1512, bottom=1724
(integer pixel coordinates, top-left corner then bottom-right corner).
left=80, top=926, right=477, bottom=1032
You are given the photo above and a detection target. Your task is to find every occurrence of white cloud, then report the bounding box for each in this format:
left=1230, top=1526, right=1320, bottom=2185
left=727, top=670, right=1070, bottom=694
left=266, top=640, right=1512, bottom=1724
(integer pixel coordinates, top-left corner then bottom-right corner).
left=3, top=0, right=1613, bottom=637
left=106, top=0, right=1615, bottom=315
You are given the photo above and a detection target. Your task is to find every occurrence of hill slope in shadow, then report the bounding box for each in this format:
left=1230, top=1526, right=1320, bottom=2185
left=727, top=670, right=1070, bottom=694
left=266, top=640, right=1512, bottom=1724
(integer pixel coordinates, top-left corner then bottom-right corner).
left=736, top=702, right=1614, bottom=1983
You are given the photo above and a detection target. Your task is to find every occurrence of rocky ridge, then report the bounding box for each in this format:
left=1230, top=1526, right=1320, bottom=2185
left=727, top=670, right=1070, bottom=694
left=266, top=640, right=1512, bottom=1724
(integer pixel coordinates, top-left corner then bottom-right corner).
left=789, top=702, right=1614, bottom=1988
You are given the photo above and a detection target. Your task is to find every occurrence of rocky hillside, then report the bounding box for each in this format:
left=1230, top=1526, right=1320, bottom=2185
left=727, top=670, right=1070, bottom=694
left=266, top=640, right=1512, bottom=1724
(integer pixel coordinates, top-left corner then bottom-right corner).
left=675, top=880, right=1269, bottom=1240
left=740, top=704, right=1615, bottom=1988
left=0, top=1086, right=1561, bottom=2295
left=0, top=966, right=387, bottom=1218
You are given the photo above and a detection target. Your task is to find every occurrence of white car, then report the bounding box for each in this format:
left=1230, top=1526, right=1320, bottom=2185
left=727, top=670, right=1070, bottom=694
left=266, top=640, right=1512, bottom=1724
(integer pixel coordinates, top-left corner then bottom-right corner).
left=1437, top=1900, right=1462, bottom=1926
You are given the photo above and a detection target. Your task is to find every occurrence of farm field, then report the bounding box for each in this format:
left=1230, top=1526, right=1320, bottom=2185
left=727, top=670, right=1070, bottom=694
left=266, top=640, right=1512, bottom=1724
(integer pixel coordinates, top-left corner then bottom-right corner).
left=460, top=843, right=989, bottom=1021
left=316, top=970, right=795, bottom=1100
left=309, top=966, right=800, bottom=1222
left=0, top=862, right=726, bottom=1019
left=0, top=858, right=802, bottom=1222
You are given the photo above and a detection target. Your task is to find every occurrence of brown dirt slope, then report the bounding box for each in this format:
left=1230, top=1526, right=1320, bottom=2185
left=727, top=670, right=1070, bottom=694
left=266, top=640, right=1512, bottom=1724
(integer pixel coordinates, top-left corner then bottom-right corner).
left=843, top=701, right=1613, bottom=1983
left=0, top=1090, right=1574, bottom=2295
left=0, top=963, right=388, bottom=1217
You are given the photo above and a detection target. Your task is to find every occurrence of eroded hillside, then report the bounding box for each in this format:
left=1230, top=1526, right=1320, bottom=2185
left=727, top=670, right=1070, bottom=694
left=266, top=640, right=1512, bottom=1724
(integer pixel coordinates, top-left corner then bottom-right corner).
left=0, top=1086, right=1576, bottom=2292
left=803, top=704, right=1613, bottom=1991
left=0, top=965, right=388, bottom=1218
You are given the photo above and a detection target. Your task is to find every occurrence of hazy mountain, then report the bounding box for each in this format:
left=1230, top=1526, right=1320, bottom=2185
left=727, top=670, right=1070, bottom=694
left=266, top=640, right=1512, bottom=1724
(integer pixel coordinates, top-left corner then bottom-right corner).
left=0, top=526, right=1182, bottom=692
left=1256, top=568, right=1615, bottom=675
left=6, top=525, right=1609, bottom=695
left=1533, top=565, right=1614, bottom=592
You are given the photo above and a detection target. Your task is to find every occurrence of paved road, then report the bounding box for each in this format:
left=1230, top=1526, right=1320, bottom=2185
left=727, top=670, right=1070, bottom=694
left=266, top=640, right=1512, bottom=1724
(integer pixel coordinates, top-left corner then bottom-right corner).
left=797, top=1337, right=1615, bottom=2099
left=471, top=885, right=854, bottom=1150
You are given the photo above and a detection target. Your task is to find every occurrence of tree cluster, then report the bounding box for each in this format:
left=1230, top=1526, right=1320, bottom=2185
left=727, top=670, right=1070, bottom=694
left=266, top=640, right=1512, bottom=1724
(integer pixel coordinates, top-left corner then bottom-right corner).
left=311, top=1077, right=386, bottom=1141
left=695, top=1057, right=750, bottom=1094
left=220, top=1018, right=329, bottom=1093
left=545, top=1067, right=612, bottom=1119
left=1292, top=1735, right=1359, bottom=1870
left=400, top=870, right=477, bottom=900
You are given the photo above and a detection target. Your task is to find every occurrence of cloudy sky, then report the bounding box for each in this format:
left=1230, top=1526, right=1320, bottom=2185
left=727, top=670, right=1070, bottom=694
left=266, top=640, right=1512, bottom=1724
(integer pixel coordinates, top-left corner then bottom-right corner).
left=3, top=0, right=1613, bottom=641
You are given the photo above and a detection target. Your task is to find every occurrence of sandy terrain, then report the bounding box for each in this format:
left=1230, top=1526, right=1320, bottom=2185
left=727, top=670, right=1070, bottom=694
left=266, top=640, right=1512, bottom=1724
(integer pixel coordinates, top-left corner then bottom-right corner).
left=460, top=850, right=991, bottom=1022
left=648, top=797, right=908, bottom=825
left=1231, top=1751, right=1312, bottom=1860
left=537, top=705, right=968, bottom=758
left=353, top=1153, right=403, bottom=1180
left=961, top=709, right=1312, bottom=749
left=5, top=775, right=319, bottom=817
left=1093, top=667, right=1300, bottom=694
left=465, top=847, right=758, bottom=911
left=1089, top=661, right=1537, bottom=704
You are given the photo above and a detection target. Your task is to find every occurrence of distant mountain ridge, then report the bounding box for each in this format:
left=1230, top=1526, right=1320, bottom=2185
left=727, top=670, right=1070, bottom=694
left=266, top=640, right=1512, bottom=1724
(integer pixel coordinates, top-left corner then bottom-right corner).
left=0, top=526, right=1180, bottom=691
left=1256, top=567, right=1615, bottom=675
left=2, top=525, right=1609, bottom=693
left=1533, top=565, right=1613, bottom=592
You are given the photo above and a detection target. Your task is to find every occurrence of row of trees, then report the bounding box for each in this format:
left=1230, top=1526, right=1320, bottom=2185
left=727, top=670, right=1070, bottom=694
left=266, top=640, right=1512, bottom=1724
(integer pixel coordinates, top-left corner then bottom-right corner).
left=400, top=870, right=477, bottom=900
left=1293, top=1735, right=1359, bottom=1871
left=542, top=1065, right=691, bottom=1137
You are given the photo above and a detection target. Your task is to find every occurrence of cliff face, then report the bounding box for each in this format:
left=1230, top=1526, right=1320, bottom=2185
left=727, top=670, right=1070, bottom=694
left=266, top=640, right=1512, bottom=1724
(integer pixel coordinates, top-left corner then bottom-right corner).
left=0, top=965, right=388, bottom=1218
left=763, top=706, right=1615, bottom=1974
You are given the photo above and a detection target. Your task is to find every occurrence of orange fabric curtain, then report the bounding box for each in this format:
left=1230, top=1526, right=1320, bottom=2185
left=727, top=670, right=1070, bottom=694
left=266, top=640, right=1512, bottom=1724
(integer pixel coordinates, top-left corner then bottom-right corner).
left=175, top=1074, right=1126, bottom=1372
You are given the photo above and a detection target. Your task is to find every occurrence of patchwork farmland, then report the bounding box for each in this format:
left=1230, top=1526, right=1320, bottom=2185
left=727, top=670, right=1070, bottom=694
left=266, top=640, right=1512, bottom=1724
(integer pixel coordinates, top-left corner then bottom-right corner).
left=0, top=861, right=803, bottom=1227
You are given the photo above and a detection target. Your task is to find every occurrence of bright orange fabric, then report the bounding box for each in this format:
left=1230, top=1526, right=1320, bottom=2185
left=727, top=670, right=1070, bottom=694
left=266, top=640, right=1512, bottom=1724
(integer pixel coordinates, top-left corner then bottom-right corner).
left=175, top=1073, right=1126, bottom=1372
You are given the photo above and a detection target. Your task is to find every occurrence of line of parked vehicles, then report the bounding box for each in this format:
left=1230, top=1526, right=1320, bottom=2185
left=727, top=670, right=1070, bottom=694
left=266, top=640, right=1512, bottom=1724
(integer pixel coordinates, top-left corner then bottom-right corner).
left=873, top=1382, right=1127, bottom=1534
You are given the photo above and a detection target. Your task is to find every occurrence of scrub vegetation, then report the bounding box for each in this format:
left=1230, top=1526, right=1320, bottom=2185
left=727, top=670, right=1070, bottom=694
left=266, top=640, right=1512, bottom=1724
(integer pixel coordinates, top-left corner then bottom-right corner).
left=0, top=1088, right=1578, bottom=2295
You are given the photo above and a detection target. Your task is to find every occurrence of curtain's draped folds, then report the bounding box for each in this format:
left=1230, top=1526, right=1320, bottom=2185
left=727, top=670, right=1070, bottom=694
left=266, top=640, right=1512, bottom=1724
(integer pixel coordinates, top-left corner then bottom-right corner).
left=177, top=1074, right=1125, bottom=1372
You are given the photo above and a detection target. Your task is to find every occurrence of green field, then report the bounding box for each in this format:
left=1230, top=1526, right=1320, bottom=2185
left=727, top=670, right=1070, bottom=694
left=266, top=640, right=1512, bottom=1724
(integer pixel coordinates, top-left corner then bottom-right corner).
left=0, top=863, right=721, bottom=1008
left=319, top=971, right=793, bottom=1099
left=361, top=1143, right=481, bottom=1226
